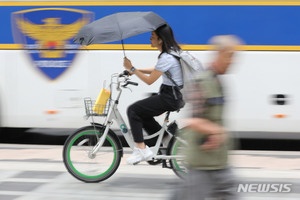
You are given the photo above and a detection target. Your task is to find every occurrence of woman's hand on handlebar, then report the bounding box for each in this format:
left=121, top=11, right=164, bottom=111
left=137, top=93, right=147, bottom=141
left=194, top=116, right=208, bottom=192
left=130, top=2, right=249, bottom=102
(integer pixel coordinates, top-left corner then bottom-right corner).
left=119, top=70, right=130, bottom=77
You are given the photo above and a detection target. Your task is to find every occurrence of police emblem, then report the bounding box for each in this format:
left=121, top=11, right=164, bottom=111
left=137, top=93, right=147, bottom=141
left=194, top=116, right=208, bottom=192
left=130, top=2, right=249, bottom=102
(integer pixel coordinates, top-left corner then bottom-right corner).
left=11, top=8, right=94, bottom=80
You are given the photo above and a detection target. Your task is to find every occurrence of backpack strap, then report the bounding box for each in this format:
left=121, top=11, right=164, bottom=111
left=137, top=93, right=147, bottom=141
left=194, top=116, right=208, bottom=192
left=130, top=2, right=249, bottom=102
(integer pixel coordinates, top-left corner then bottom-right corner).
left=165, top=71, right=183, bottom=100
left=168, top=51, right=184, bottom=87
left=165, top=51, right=185, bottom=100
left=165, top=71, right=180, bottom=88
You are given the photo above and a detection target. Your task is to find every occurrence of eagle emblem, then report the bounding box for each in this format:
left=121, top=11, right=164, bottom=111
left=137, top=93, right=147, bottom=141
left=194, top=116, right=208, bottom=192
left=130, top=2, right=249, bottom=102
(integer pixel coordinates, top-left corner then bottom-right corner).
left=16, top=17, right=88, bottom=58
left=12, top=8, right=94, bottom=80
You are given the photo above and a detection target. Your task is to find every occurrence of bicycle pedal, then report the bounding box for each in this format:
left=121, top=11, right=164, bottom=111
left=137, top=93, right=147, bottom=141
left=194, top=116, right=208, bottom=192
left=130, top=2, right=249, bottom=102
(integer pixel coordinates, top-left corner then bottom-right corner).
left=147, top=158, right=162, bottom=165
left=133, top=161, right=140, bottom=165
left=162, top=160, right=172, bottom=169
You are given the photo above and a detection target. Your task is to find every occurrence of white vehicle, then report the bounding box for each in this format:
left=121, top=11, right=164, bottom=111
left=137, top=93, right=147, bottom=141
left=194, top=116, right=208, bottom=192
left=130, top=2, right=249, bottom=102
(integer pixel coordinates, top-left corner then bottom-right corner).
left=0, top=1, right=299, bottom=139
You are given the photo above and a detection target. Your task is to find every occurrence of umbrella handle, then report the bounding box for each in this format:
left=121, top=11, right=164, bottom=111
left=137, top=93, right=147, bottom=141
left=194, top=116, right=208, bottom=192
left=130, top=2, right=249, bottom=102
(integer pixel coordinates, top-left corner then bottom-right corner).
left=121, top=40, right=126, bottom=57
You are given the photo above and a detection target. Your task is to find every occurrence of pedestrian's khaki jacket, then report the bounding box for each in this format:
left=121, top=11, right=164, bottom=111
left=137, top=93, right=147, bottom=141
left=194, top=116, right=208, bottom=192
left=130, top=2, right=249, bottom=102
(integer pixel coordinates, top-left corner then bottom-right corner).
left=183, top=69, right=231, bottom=170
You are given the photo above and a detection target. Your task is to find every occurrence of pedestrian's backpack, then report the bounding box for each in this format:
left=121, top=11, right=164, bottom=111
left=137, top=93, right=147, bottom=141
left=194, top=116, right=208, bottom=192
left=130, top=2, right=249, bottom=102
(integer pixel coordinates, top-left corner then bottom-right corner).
left=167, top=51, right=203, bottom=87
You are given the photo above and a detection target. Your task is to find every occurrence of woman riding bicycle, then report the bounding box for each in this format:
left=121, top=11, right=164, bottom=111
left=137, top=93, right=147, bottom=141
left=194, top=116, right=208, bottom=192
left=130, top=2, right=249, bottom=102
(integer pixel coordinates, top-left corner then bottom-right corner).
left=123, top=24, right=184, bottom=165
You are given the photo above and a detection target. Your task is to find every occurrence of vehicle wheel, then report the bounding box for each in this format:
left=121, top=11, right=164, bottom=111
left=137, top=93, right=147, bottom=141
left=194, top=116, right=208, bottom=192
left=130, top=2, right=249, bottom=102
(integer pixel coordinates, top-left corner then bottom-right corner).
left=167, top=134, right=188, bottom=179
left=63, top=125, right=122, bottom=183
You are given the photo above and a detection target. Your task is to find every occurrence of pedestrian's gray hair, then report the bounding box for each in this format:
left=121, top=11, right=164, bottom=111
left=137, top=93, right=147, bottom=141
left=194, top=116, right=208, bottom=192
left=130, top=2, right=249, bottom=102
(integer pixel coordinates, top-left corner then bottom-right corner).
left=209, top=35, right=243, bottom=51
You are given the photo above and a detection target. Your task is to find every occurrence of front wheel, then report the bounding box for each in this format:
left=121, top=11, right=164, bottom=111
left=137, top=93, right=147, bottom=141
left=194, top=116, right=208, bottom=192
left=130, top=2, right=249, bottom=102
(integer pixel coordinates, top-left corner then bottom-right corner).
left=167, top=133, right=188, bottom=179
left=63, top=125, right=122, bottom=183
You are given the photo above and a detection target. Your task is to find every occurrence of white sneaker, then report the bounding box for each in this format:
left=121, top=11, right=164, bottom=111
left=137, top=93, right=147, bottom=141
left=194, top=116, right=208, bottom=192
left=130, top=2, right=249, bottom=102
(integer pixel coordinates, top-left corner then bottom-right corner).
left=127, top=146, right=153, bottom=165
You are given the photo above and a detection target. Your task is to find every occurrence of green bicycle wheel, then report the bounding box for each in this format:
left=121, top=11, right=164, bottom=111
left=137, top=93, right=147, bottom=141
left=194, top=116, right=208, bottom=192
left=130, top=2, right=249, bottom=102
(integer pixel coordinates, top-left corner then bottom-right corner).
left=167, top=134, right=188, bottom=179
left=63, top=125, right=122, bottom=183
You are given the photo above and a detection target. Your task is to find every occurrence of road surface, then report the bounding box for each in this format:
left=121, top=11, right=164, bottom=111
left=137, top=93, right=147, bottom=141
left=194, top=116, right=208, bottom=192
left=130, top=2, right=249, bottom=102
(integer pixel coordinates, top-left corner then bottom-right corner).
left=0, top=144, right=299, bottom=200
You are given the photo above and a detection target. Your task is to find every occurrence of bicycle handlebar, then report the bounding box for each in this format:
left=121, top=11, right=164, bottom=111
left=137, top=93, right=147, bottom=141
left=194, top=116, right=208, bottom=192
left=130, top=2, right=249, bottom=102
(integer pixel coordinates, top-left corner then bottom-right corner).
left=122, top=81, right=139, bottom=87
left=117, top=70, right=139, bottom=87
left=119, top=70, right=130, bottom=77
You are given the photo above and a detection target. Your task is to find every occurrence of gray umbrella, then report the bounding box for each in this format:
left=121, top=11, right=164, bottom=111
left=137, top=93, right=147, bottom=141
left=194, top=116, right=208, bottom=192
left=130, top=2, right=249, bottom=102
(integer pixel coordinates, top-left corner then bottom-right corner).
left=73, top=11, right=166, bottom=50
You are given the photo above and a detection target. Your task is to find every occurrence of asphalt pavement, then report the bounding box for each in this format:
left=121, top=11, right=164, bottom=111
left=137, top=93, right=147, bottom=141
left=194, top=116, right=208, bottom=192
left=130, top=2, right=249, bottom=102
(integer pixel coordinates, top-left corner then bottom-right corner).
left=0, top=144, right=299, bottom=200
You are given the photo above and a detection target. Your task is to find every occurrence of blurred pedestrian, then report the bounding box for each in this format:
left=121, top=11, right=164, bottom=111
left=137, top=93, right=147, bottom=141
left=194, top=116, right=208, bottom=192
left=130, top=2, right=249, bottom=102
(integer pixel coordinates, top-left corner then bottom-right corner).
left=171, top=35, right=243, bottom=200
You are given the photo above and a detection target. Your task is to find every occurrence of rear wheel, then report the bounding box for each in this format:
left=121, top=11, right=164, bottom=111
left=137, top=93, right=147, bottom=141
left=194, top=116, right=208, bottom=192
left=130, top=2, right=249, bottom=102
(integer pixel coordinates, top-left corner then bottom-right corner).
left=167, top=134, right=188, bottom=179
left=63, top=125, right=122, bottom=183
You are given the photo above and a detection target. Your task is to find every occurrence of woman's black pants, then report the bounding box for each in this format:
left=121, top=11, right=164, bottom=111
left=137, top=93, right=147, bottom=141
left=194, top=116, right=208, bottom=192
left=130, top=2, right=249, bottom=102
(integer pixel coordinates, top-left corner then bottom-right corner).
left=127, top=85, right=182, bottom=143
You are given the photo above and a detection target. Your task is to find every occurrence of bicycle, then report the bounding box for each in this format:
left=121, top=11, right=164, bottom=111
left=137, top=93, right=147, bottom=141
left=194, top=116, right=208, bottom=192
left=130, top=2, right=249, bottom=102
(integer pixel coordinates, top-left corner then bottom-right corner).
left=63, top=71, right=188, bottom=183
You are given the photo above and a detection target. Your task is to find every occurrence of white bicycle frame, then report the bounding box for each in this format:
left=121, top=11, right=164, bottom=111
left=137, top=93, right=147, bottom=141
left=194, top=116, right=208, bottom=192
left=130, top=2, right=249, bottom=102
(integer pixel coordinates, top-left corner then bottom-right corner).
left=89, top=72, right=185, bottom=160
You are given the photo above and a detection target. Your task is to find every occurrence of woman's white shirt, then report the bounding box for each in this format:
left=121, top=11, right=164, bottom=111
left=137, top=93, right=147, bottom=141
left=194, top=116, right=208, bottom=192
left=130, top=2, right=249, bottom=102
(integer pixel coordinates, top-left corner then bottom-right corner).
left=155, top=52, right=183, bottom=86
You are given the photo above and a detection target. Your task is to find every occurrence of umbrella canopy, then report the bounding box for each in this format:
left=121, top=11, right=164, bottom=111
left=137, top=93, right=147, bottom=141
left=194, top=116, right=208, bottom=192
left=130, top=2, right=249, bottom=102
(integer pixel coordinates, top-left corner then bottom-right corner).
left=73, top=11, right=166, bottom=46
